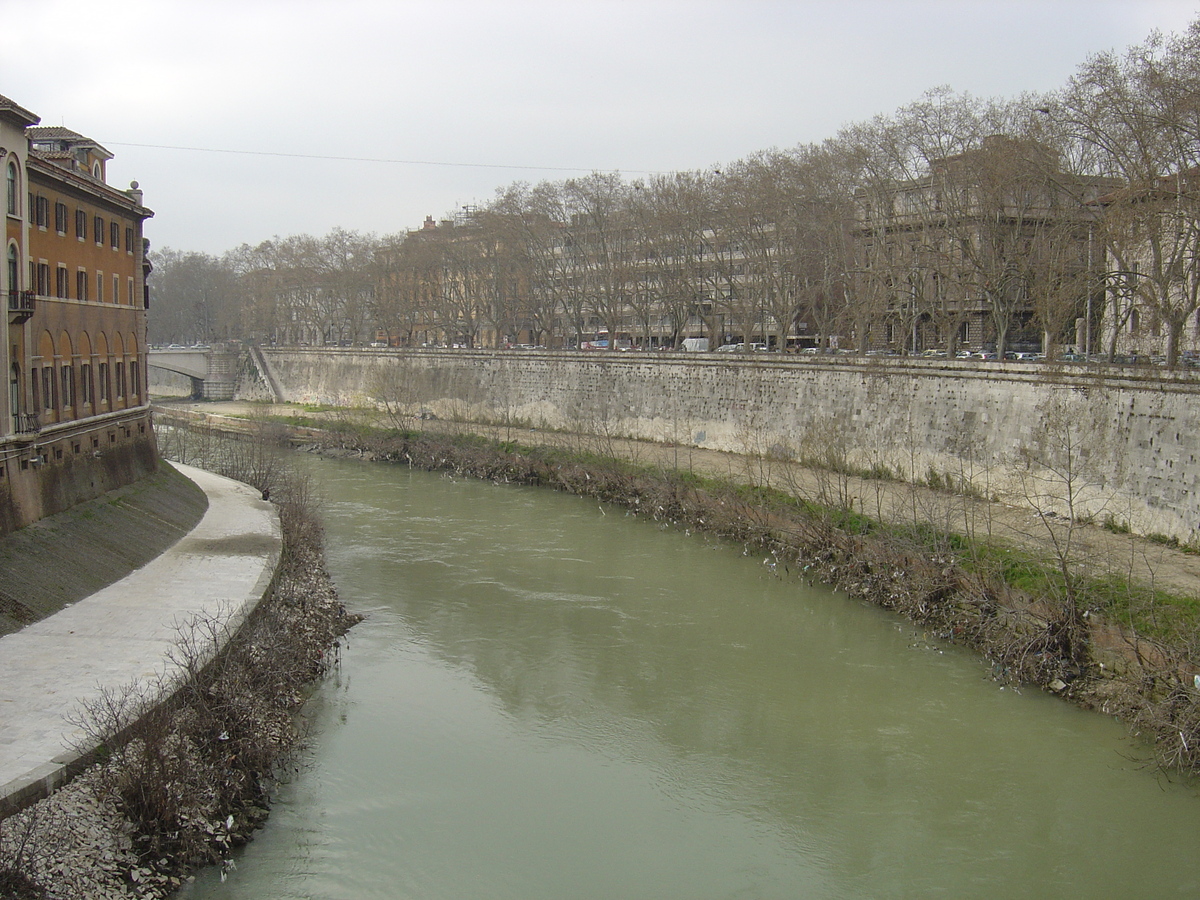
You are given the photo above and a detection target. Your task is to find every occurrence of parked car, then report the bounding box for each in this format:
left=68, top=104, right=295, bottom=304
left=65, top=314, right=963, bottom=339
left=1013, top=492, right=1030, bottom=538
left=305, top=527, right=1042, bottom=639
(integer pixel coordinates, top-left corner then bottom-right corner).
left=716, top=342, right=767, bottom=352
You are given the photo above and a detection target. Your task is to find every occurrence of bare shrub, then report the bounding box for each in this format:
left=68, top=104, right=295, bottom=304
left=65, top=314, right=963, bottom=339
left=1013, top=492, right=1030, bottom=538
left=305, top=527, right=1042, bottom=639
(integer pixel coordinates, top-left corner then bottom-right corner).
left=20, top=423, right=362, bottom=891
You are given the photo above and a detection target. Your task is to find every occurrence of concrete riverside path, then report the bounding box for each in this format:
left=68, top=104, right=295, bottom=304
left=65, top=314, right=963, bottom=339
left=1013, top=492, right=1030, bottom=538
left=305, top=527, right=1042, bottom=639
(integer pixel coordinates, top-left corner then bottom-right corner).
left=0, top=463, right=281, bottom=816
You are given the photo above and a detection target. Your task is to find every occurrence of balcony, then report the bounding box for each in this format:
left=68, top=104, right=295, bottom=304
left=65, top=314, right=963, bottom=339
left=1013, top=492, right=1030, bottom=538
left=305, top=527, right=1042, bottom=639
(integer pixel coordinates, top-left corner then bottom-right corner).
left=11, top=412, right=40, bottom=438
left=8, top=289, right=35, bottom=324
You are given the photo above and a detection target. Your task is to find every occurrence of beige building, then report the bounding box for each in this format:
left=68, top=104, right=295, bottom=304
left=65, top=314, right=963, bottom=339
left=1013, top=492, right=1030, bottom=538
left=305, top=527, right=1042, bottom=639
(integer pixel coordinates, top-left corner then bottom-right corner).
left=1094, top=168, right=1200, bottom=365
left=853, top=137, right=1112, bottom=356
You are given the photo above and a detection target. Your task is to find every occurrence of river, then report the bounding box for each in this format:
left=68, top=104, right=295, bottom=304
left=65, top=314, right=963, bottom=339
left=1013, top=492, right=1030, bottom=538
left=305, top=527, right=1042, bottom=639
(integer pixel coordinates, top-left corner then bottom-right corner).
left=181, top=455, right=1200, bottom=898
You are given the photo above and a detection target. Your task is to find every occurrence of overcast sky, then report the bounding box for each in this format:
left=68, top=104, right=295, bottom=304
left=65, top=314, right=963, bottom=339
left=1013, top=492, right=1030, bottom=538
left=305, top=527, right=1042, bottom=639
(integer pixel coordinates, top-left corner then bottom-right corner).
left=4, top=0, right=1195, bottom=256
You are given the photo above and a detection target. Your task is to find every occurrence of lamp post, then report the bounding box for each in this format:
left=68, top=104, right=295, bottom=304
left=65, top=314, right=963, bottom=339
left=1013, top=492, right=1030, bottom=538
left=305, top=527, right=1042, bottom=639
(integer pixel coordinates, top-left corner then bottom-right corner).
left=1085, top=222, right=1094, bottom=359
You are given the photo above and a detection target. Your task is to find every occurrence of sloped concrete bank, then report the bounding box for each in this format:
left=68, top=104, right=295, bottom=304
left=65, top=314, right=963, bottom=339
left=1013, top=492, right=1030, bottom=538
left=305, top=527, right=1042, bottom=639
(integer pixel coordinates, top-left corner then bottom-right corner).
left=0, top=459, right=359, bottom=898
left=0, top=462, right=208, bottom=637
left=0, top=463, right=278, bottom=817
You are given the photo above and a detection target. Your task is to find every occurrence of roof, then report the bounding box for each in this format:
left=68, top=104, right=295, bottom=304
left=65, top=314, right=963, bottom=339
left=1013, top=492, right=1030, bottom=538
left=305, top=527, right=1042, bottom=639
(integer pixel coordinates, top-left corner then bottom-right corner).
left=0, top=94, right=39, bottom=127
left=1092, top=166, right=1200, bottom=207
left=27, top=125, right=113, bottom=161
left=25, top=154, right=154, bottom=220
left=28, top=126, right=85, bottom=141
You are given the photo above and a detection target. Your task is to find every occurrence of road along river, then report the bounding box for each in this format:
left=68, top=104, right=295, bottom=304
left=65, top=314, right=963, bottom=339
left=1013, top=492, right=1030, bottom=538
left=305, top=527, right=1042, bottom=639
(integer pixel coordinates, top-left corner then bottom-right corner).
left=181, top=454, right=1200, bottom=898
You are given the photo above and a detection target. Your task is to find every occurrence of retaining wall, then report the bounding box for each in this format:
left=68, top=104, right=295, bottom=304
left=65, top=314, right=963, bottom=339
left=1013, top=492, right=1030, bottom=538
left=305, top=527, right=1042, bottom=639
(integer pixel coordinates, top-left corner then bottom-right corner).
left=0, top=409, right=159, bottom=538
left=248, top=348, right=1200, bottom=543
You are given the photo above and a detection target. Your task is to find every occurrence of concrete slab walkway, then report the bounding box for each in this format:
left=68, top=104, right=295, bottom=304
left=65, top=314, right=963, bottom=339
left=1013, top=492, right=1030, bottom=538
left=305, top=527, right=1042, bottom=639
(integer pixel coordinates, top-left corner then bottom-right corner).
left=0, top=463, right=281, bottom=816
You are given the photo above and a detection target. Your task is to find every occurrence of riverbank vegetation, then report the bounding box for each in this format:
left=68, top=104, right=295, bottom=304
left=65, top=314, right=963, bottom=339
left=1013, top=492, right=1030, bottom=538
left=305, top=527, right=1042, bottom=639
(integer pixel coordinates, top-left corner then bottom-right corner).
left=0, top=443, right=359, bottom=899
left=192, top=407, right=1200, bottom=778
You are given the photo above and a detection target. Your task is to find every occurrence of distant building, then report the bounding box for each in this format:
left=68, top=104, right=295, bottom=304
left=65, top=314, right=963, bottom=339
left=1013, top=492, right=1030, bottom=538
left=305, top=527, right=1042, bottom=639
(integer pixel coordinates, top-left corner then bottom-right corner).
left=1093, top=167, right=1200, bottom=364
left=853, top=136, right=1113, bottom=355
left=1, top=94, right=156, bottom=536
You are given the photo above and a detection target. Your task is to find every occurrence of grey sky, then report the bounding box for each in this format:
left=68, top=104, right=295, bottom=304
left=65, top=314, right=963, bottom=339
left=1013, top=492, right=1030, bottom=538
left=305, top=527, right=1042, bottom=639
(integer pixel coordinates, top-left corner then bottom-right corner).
left=4, top=0, right=1195, bottom=255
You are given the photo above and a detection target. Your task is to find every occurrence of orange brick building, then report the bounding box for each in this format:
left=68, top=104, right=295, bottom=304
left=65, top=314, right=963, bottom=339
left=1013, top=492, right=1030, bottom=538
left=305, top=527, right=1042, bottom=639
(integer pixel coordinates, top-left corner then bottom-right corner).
left=2, top=94, right=157, bottom=535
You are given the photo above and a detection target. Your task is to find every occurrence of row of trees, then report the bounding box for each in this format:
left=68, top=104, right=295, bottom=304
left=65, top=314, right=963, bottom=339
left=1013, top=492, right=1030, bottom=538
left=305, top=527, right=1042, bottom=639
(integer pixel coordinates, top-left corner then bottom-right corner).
left=150, top=20, right=1200, bottom=364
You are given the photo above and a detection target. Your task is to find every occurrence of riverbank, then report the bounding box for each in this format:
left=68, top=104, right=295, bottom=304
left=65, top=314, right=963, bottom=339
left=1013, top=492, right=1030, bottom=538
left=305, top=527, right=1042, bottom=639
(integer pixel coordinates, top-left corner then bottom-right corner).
left=0, top=462, right=207, bottom=638
left=154, top=400, right=1200, bottom=776
left=0, top=457, right=359, bottom=898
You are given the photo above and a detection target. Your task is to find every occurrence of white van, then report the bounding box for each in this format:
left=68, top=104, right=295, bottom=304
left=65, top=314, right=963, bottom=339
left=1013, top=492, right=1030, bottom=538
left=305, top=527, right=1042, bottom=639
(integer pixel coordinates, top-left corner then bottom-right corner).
left=680, top=338, right=709, bottom=352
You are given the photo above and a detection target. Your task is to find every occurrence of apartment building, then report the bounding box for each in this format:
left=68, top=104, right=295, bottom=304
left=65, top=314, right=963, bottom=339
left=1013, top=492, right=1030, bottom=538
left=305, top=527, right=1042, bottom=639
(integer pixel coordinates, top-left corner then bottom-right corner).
left=853, top=136, right=1112, bottom=356
left=1092, top=168, right=1200, bottom=364
left=1, top=93, right=156, bottom=535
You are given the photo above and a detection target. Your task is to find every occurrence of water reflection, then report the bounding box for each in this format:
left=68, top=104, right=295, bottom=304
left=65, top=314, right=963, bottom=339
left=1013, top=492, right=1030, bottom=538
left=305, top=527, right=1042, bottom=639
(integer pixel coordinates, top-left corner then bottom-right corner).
left=184, top=458, right=1200, bottom=899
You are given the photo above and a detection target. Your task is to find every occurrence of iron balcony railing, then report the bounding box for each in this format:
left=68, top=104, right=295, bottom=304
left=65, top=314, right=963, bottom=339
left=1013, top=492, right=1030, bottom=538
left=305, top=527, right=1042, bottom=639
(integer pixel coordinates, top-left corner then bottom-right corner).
left=12, top=412, right=40, bottom=435
left=7, top=289, right=35, bottom=321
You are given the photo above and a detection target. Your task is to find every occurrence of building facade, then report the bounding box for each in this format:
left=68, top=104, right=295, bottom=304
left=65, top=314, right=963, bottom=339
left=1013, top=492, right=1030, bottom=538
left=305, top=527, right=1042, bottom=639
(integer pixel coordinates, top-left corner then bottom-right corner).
left=2, top=94, right=156, bottom=536
left=852, top=137, right=1113, bottom=356
left=1094, top=168, right=1200, bottom=365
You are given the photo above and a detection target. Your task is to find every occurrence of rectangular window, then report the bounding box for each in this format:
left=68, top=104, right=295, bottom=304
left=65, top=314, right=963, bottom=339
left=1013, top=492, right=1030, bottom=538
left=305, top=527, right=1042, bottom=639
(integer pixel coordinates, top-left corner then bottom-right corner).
left=56, top=266, right=69, bottom=299
left=76, top=270, right=89, bottom=301
left=113, top=274, right=119, bottom=303
left=54, top=201, right=67, bottom=233
left=96, top=271, right=104, bottom=303
left=115, top=362, right=125, bottom=399
left=127, top=277, right=134, bottom=305
left=98, top=362, right=109, bottom=402
left=61, top=365, right=73, bottom=409
left=41, top=367, right=55, bottom=411
left=37, top=262, right=49, bottom=295
left=35, top=195, right=49, bottom=228
left=30, top=368, right=39, bottom=413
left=125, top=227, right=133, bottom=253
left=131, top=360, right=141, bottom=399
left=93, top=215, right=103, bottom=244
left=80, top=363, right=92, bottom=407
left=75, top=208, right=87, bottom=239
left=110, top=221, right=119, bottom=249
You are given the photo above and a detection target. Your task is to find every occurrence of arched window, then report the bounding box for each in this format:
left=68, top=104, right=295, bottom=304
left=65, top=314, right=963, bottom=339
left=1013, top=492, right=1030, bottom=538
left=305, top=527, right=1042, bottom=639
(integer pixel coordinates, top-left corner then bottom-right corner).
left=7, top=243, right=16, bottom=292
left=6, top=162, right=16, bottom=216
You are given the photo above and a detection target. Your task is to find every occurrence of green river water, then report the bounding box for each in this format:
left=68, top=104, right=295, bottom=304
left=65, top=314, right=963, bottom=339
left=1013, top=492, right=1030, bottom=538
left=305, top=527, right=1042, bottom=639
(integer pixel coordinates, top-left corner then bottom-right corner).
left=181, top=455, right=1200, bottom=899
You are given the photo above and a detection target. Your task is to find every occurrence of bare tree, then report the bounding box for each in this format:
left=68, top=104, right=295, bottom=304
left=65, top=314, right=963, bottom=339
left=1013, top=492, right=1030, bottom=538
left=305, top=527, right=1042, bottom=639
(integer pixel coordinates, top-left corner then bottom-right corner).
left=1058, top=22, right=1200, bottom=366
left=148, top=248, right=240, bottom=345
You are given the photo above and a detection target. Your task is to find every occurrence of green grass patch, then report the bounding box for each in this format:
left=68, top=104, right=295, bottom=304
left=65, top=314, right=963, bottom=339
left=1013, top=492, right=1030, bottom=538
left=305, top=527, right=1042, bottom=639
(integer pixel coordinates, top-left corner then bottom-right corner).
left=1103, top=515, right=1132, bottom=535
left=1087, top=574, right=1200, bottom=642
left=1145, top=532, right=1200, bottom=555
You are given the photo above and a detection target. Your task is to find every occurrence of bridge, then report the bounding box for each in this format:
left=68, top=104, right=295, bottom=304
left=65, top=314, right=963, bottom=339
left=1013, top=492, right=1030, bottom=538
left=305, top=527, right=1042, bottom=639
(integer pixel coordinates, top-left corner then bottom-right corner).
left=148, top=344, right=241, bottom=400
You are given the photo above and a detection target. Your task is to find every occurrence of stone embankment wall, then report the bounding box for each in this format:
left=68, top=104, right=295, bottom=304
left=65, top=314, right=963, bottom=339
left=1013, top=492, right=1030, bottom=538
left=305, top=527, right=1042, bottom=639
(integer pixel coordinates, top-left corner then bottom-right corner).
left=147, top=368, right=194, bottom=397
left=0, top=409, right=159, bottom=538
left=246, top=348, right=1200, bottom=542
